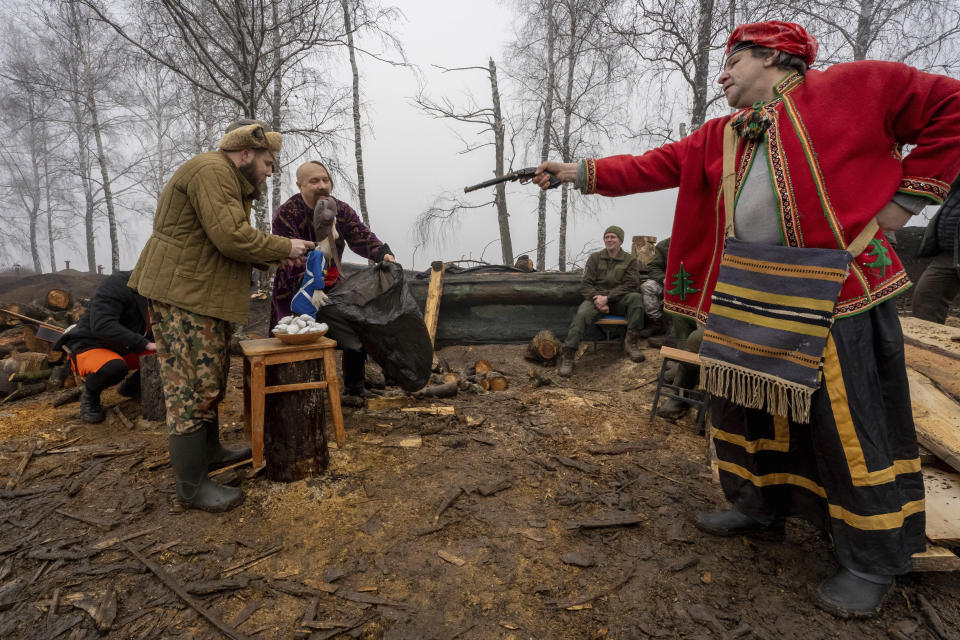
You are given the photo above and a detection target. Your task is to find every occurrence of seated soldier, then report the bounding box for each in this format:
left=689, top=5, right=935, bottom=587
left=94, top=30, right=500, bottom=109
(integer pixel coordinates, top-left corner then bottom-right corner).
left=639, top=237, right=670, bottom=340
left=270, top=161, right=395, bottom=403
left=55, top=270, right=156, bottom=423
left=558, top=226, right=645, bottom=376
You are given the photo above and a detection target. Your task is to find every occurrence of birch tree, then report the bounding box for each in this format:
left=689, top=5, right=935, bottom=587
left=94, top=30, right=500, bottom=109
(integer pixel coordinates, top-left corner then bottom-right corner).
left=789, top=0, right=960, bottom=71
left=414, top=60, right=518, bottom=266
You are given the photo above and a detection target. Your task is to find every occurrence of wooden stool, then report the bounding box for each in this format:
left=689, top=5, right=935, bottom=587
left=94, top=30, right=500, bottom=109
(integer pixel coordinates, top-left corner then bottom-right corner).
left=240, top=337, right=345, bottom=470
left=650, top=346, right=711, bottom=430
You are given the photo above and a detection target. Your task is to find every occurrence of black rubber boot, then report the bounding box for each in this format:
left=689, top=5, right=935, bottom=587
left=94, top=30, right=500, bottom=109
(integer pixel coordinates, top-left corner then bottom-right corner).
left=117, top=370, right=141, bottom=399
left=815, top=568, right=893, bottom=618
left=80, top=386, right=106, bottom=423
left=558, top=347, right=576, bottom=377
left=204, top=420, right=251, bottom=471
left=169, top=430, right=243, bottom=512
left=693, top=507, right=784, bottom=537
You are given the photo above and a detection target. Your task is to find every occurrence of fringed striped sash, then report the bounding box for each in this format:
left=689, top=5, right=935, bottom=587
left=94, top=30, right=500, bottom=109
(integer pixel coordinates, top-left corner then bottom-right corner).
left=700, top=121, right=879, bottom=423
left=700, top=239, right=851, bottom=422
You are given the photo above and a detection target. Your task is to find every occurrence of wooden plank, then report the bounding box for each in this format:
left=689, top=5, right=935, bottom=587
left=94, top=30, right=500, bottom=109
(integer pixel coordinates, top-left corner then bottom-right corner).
left=912, top=544, right=960, bottom=572
left=900, top=316, right=960, bottom=360
left=239, top=337, right=336, bottom=358
left=923, top=467, right=960, bottom=545
left=659, top=345, right=701, bottom=366
left=905, top=345, right=960, bottom=404
left=366, top=396, right=412, bottom=411
left=908, top=369, right=960, bottom=473
left=263, top=381, right=329, bottom=394
left=423, top=261, right=445, bottom=346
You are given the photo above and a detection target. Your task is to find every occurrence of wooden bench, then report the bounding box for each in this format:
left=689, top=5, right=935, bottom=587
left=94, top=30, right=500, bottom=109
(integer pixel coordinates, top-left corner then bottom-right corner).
left=650, top=346, right=710, bottom=430
left=240, top=337, right=345, bottom=470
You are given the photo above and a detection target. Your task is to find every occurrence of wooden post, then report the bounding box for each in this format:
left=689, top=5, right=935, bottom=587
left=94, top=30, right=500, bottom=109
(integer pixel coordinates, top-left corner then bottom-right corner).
left=139, top=354, right=166, bottom=421
left=423, top=261, right=445, bottom=346
left=263, top=359, right=328, bottom=482
left=64, top=260, right=70, bottom=270
left=632, top=235, right=657, bottom=268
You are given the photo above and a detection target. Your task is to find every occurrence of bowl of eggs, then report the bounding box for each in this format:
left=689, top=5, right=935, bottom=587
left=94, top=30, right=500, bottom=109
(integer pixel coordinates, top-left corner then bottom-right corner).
left=272, top=314, right=329, bottom=344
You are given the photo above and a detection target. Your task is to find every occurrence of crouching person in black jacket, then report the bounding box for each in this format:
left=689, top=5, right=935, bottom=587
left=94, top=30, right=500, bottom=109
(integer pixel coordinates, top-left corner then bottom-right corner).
left=54, top=271, right=156, bottom=423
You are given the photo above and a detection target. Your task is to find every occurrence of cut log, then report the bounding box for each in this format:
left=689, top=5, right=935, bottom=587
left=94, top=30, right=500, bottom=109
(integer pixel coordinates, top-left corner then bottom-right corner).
left=474, top=359, right=493, bottom=375
left=525, top=329, right=561, bottom=363
left=263, top=359, right=328, bottom=482
left=414, top=382, right=458, bottom=398
left=923, top=467, right=960, bottom=546
left=21, top=326, right=49, bottom=355
left=138, top=354, right=165, bottom=422
left=45, top=289, right=73, bottom=311
left=9, top=369, right=52, bottom=383
left=908, top=369, right=960, bottom=473
left=477, top=371, right=508, bottom=391
left=0, top=382, right=46, bottom=405
left=47, top=365, right=68, bottom=390
left=53, top=387, right=82, bottom=407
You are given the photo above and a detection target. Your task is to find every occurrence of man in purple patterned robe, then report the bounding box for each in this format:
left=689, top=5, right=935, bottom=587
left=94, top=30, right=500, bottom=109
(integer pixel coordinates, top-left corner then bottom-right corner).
left=270, top=161, right=394, bottom=399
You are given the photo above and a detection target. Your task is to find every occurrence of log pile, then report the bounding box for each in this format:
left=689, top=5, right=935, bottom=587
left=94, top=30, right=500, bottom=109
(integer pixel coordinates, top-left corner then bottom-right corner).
left=0, top=288, right=88, bottom=404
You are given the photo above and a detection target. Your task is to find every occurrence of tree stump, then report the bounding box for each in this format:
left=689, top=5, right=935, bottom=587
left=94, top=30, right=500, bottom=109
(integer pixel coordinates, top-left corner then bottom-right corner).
left=263, top=359, right=328, bottom=482
left=139, top=354, right=166, bottom=422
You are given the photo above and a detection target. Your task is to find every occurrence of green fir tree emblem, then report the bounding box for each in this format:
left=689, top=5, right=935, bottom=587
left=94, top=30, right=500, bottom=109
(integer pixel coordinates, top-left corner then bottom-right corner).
left=667, top=263, right=700, bottom=302
left=863, top=238, right=892, bottom=278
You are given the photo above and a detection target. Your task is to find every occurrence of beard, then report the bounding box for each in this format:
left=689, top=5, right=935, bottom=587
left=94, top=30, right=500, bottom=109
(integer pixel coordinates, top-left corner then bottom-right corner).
left=238, top=162, right=264, bottom=200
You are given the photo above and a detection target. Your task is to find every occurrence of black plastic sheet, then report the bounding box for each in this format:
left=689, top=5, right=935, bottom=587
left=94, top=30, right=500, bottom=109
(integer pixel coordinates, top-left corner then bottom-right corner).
left=324, top=262, right=432, bottom=392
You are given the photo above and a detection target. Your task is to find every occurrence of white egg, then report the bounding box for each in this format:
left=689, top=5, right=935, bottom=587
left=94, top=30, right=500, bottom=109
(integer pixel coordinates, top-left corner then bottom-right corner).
left=273, top=325, right=289, bottom=334
left=298, top=314, right=314, bottom=323
left=278, top=316, right=293, bottom=325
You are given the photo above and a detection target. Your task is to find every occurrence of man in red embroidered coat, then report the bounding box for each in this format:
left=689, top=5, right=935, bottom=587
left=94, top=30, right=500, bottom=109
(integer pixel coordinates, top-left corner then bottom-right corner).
left=270, top=161, right=395, bottom=401
left=535, top=21, right=960, bottom=617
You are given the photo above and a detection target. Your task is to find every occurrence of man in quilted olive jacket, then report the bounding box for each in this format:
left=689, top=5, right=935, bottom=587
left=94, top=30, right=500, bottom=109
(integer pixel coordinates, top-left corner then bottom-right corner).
left=129, top=120, right=314, bottom=512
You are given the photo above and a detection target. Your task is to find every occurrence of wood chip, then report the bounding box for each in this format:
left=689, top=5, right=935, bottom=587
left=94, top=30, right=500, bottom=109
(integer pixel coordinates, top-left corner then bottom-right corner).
left=401, top=406, right=455, bottom=416
left=437, top=550, right=466, bottom=566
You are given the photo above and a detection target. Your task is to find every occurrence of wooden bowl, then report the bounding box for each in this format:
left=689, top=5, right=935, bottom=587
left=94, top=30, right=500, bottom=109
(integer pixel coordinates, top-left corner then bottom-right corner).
left=274, top=329, right=327, bottom=345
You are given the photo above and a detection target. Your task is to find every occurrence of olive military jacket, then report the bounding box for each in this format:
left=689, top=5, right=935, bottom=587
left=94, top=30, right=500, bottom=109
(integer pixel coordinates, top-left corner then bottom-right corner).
left=646, top=238, right=670, bottom=284
left=129, top=151, right=291, bottom=324
left=580, top=248, right=640, bottom=303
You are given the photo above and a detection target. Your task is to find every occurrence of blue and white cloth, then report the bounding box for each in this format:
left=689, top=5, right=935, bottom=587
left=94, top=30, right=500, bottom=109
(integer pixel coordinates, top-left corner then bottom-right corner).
left=291, top=250, right=330, bottom=316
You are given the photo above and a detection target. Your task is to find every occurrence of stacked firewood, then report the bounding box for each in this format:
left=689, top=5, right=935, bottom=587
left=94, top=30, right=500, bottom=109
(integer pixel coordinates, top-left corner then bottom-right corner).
left=0, top=289, right=86, bottom=404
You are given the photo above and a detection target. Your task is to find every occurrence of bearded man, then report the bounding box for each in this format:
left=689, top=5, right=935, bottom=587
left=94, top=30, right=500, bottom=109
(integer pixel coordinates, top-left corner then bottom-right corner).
left=270, top=161, right=395, bottom=402
left=130, top=120, right=314, bottom=513
left=534, top=21, right=960, bottom=616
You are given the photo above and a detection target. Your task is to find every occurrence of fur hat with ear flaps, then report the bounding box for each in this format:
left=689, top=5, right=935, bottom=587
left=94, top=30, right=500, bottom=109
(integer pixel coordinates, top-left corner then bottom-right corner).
left=218, top=123, right=283, bottom=155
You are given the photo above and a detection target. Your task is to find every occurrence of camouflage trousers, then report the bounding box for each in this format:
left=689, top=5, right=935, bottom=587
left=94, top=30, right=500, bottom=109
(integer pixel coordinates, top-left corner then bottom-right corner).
left=148, top=301, right=232, bottom=435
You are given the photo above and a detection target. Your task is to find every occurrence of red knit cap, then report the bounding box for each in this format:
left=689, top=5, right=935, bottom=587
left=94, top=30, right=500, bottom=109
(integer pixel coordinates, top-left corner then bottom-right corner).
left=726, top=21, right=818, bottom=67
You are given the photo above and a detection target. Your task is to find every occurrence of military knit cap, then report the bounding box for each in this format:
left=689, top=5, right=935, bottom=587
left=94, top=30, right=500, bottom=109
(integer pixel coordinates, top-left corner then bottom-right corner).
left=218, top=123, right=283, bottom=155
left=604, top=225, right=625, bottom=242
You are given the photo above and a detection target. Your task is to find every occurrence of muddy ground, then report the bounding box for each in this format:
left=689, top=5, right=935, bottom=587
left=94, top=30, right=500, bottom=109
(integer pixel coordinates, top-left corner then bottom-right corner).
left=1, top=327, right=959, bottom=640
